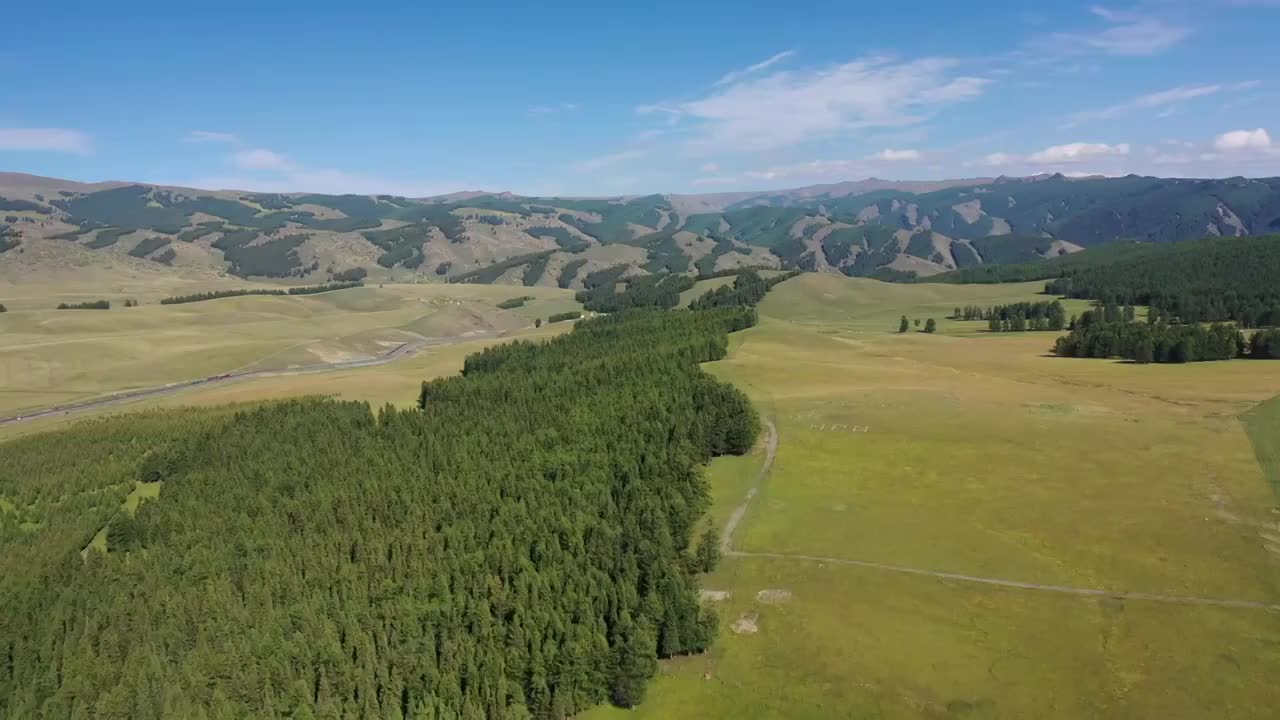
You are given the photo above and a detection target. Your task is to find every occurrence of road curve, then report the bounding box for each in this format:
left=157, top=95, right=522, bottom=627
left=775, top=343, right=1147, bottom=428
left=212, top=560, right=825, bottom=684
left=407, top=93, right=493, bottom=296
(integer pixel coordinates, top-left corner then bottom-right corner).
left=720, top=420, right=777, bottom=554
left=720, top=417, right=1280, bottom=612
left=0, top=330, right=507, bottom=428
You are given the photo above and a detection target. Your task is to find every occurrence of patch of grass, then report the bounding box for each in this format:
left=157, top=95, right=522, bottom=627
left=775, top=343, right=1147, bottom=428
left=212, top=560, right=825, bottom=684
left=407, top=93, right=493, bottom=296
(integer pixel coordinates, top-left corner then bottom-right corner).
left=1243, top=393, right=1280, bottom=500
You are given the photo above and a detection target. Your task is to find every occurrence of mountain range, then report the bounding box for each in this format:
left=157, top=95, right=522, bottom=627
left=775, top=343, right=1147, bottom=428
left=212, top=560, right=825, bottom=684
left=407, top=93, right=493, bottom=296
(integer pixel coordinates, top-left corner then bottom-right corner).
left=2, top=171, right=1279, bottom=289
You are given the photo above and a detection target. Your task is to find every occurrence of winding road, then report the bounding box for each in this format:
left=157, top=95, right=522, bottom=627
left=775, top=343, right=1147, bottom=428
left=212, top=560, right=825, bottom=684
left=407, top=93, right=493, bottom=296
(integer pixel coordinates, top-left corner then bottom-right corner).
left=719, top=419, right=1280, bottom=612
left=0, top=330, right=507, bottom=428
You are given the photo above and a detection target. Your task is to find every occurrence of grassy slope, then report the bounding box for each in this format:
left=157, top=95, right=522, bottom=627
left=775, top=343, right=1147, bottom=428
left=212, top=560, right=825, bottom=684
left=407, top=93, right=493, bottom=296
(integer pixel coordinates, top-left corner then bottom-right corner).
left=585, top=273, right=1280, bottom=720
left=0, top=281, right=580, bottom=419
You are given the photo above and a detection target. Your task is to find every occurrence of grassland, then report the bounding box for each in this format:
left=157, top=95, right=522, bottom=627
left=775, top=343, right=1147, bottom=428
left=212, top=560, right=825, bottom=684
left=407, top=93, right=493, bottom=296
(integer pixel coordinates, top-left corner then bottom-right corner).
left=0, top=280, right=580, bottom=422
left=5, top=270, right=1280, bottom=717
left=585, top=274, right=1280, bottom=720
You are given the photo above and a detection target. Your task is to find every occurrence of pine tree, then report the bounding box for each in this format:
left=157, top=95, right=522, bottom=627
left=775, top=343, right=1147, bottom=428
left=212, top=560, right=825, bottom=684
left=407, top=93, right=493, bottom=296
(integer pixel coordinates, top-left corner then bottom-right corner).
left=693, top=528, right=720, bottom=573
left=898, top=315, right=910, bottom=333
left=1134, top=337, right=1154, bottom=364
left=610, top=617, right=657, bottom=709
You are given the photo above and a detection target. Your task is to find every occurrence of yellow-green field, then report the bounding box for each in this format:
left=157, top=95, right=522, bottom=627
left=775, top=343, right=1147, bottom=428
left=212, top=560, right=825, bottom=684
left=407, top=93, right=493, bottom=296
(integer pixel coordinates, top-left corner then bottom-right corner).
left=585, top=275, right=1280, bottom=720
left=0, top=282, right=580, bottom=421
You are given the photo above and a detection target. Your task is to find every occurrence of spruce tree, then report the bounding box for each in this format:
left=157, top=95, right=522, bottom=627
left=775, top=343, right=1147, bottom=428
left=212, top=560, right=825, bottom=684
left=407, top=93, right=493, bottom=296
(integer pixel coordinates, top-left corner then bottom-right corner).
left=694, top=528, right=721, bottom=573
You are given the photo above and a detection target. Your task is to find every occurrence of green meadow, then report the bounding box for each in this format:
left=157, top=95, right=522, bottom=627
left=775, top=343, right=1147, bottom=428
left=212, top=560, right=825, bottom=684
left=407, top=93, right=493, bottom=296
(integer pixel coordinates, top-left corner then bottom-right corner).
left=585, top=274, right=1280, bottom=720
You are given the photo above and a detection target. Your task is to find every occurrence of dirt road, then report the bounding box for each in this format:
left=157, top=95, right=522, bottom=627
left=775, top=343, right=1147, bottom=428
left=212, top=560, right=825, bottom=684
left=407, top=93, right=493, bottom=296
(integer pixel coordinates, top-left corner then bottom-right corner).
left=0, top=330, right=506, bottom=428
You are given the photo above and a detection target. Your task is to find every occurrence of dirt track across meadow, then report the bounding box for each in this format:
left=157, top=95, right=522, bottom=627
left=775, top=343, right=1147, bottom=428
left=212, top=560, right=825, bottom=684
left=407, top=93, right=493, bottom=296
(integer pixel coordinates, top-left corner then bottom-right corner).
left=0, top=330, right=507, bottom=428
left=720, top=419, right=1280, bottom=612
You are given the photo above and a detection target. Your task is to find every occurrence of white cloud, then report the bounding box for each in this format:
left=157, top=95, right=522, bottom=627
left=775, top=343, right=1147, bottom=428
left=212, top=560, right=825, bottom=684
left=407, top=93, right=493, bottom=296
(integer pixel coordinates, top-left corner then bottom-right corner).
left=0, top=127, right=91, bottom=153
left=979, top=152, right=1017, bottom=167
left=1213, top=128, right=1272, bottom=151
left=232, top=148, right=295, bottom=171
left=574, top=148, right=648, bottom=171
left=975, top=143, right=1129, bottom=169
left=1066, top=84, right=1224, bottom=125
left=714, top=50, right=796, bottom=87
left=1039, top=8, right=1190, bottom=56
left=1027, top=142, right=1130, bottom=163
left=700, top=162, right=720, bottom=173
left=869, top=148, right=921, bottom=161
left=657, top=56, right=989, bottom=153
left=184, top=130, right=239, bottom=144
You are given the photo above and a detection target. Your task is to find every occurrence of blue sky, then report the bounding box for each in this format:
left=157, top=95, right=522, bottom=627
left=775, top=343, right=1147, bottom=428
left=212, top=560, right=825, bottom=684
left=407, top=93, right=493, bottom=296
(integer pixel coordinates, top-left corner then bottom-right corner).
left=2, top=0, right=1279, bottom=196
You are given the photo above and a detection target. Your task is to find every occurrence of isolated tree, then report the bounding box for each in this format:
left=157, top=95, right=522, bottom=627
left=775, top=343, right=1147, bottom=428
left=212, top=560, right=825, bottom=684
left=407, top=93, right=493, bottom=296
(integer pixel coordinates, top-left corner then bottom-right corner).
left=535, top=318, right=543, bottom=328
left=898, top=315, right=910, bottom=333
left=693, top=528, right=720, bottom=573
left=924, top=318, right=937, bottom=334
left=0, top=303, right=6, bottom=313
left=913, top=318, right=921, bottom=328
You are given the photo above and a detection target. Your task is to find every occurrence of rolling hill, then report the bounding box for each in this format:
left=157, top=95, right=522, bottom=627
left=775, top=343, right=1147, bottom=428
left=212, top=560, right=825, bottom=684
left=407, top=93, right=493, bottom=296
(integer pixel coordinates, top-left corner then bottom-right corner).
left=2, top=171, right=1279, bottom=287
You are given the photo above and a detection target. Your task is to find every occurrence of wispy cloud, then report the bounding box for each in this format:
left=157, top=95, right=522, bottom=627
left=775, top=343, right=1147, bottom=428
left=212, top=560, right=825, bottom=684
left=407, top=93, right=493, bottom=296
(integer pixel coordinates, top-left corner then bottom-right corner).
left=647, top=56, right=989, bottom=154
left=1028, top=142, right=1130, bottom=163
left=868, top=148, right=922, bottom=161
left=0, top=127, right=91, bottom=153
left=1036, top=6, right=1190, bottom=57
left=1065, top=83, right=1225, bottom=126
left=232, top=148, right=295, bottom=171
left=528, top=102, right=579, bottom=115
left=184, top=130, right=240, bottom=144
left=714, top=50, right=796, bottom=87
left=574, top=148, right=648, bottom=172
left=979, top=142, right=1130, bottom=168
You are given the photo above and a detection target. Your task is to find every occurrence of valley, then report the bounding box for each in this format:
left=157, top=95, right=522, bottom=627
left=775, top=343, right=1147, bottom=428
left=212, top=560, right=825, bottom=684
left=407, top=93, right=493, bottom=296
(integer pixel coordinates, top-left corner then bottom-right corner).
left=4, top=177, right=1280, bottom=720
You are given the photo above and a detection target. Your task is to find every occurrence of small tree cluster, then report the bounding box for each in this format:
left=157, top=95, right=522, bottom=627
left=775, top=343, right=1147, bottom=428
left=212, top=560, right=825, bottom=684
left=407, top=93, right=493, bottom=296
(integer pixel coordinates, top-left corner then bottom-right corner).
left=56, top=300, right=110, bottom=310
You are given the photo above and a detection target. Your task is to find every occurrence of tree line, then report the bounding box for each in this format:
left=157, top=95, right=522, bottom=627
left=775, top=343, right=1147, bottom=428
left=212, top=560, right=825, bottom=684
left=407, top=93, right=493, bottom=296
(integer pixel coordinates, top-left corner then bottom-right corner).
left=1052, top=304, right=1280, bottom=363
left=689, top=270, right=800, bottom=311
left=56, top=300, right=111, bottom=310
left=952, top=301, right=1067, bottom=332
left=1, top=296, right=779, bottom=717
left=496, top=296, right=533, bottom=310
left=159, top=282, right=363, bottom=305
left=928, top=235, right=1280, bottom=328
left=576, top=273, right=695, bottom=313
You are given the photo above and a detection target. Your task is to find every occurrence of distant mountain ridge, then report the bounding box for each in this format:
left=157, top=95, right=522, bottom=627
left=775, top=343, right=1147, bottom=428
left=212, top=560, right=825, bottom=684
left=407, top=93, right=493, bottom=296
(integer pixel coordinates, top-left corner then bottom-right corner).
left=1, top=171, right=1278, bottom=288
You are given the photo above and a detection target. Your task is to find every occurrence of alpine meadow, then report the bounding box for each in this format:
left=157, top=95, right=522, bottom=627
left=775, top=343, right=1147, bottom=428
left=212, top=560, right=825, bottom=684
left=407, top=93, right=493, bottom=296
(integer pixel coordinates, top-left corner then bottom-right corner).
left=6, top=1, right=1280, bottom=718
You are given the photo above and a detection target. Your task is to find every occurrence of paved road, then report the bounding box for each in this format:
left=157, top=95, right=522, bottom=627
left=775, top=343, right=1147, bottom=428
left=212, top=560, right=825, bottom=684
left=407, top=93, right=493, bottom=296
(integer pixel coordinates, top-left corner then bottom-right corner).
left=0, top=330, right=507, bottom=428
left=720, top=418, right=1280, bottom=612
